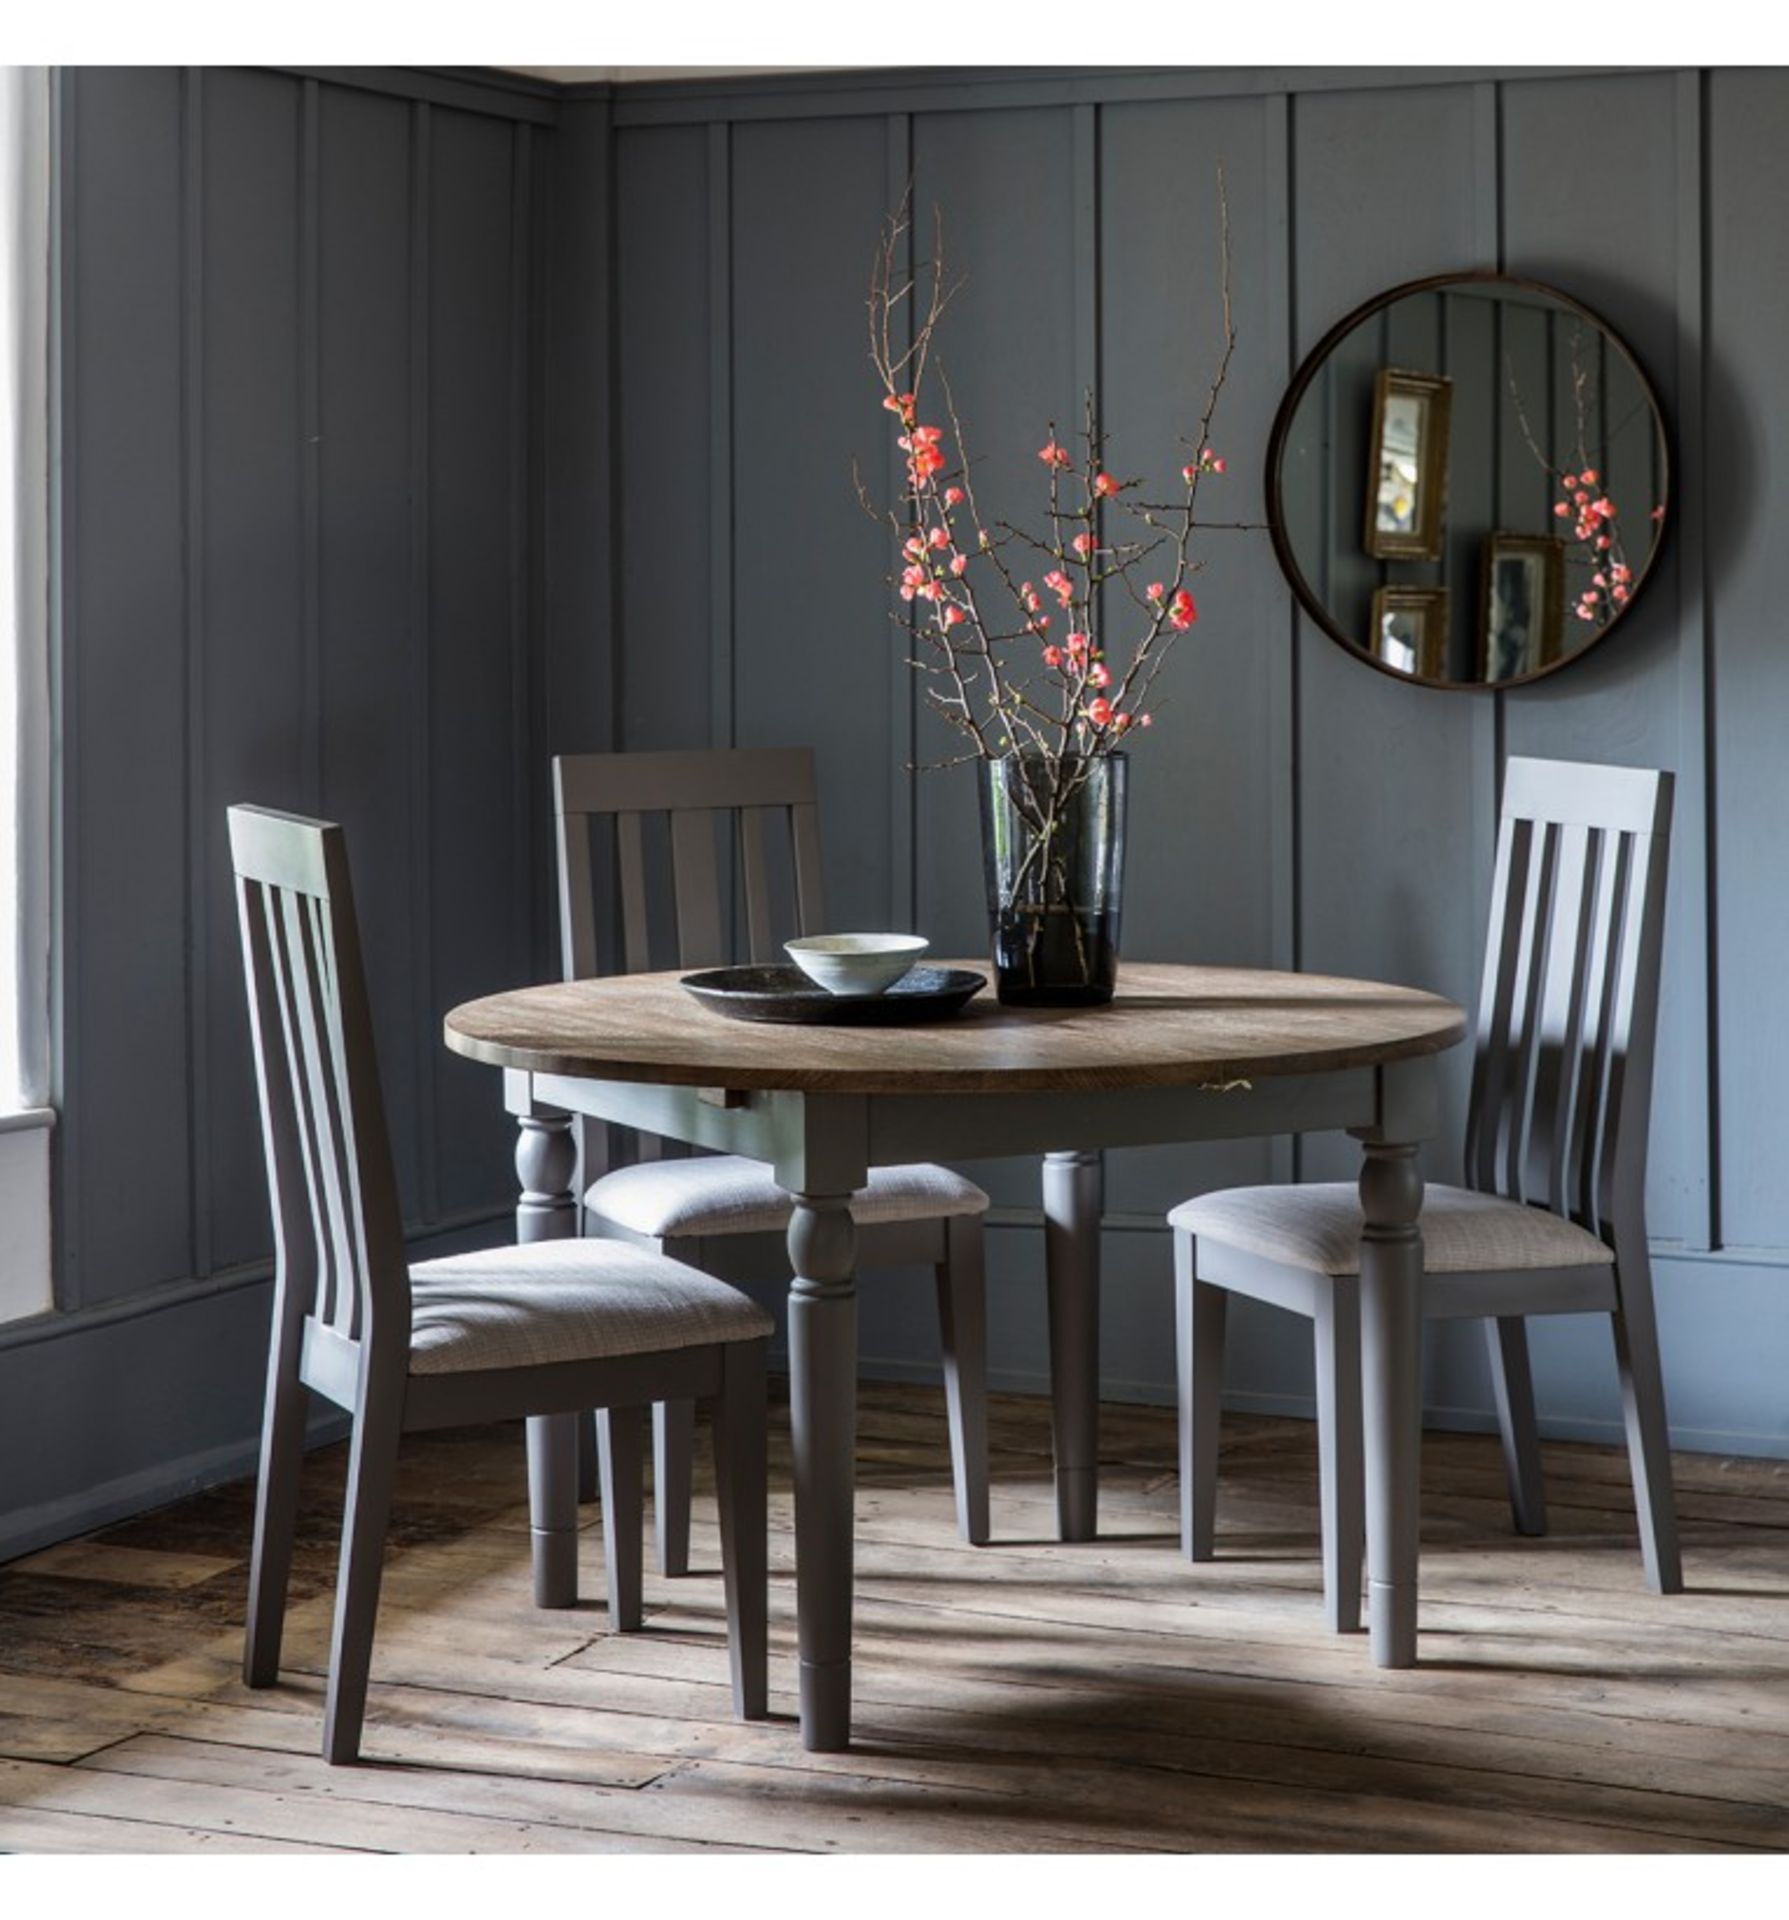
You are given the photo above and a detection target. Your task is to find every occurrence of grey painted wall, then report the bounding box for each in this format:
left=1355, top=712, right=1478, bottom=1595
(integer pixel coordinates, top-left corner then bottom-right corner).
left=0, top=65, right=555, bottom=1556
left=5, top=63, right=1785, bottom=1563
left=594, top=66, right=1787, bottom=1461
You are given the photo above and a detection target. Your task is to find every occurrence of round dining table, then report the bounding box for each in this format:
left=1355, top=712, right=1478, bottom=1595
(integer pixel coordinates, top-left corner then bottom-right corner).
left=445, top=959, right=1466, bottom=1751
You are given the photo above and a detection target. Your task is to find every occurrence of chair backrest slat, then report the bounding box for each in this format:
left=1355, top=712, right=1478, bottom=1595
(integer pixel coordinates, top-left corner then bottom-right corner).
left=230, top=805, right=409, bottom=1362
left=739, top=807, right=775, bottom=963
left=1465, top=758, right=1672, bottom=1246
left=670, top=807, right=727, bottom=970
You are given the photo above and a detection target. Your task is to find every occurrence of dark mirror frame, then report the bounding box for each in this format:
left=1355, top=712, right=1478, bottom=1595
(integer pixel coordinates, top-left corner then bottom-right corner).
left=1264, top=270, right=1672, bottom=693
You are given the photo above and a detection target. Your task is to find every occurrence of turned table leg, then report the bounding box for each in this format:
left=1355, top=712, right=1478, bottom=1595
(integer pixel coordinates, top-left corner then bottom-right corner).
left=1357, top=1136, right=1425, bottom=1668
left=1043, top=1149, right=1103, bottom=1543
left=786, top=1191, right=859, bottom=1753
left=513, top=1103, right=596, bottom=1500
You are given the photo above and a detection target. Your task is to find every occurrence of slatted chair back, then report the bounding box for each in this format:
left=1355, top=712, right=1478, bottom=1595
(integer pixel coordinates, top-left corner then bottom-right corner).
left=553, top=747, right=826, bottom=981
left=229, top=805, right=409, bottom=1361
left=1463, top=757, right=1674, bottom=1246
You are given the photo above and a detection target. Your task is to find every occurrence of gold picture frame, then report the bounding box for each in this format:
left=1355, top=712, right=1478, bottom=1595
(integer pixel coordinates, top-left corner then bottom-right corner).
left=1364, top=368, right=1453, bottom=562
left=1478, top=533, right=1565, bottom=683
left=1369, top=586, right=1449, bottom=680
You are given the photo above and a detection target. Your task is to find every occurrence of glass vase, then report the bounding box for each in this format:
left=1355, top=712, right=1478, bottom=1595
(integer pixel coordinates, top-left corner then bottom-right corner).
left=978, top=751, right=1128, bottom=1007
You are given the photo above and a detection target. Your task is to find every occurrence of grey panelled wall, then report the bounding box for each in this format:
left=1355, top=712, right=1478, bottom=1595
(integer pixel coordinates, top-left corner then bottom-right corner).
left=7, top=65, right=1788, bottom=1563
left=0, top=65, right=553, bottom=1557
left=600, top=67, right=1787, bottom=1461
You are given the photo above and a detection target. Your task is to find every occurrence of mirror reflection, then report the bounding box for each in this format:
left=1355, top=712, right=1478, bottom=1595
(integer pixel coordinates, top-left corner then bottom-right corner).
left=1271, top=274, right=1669, bottom=689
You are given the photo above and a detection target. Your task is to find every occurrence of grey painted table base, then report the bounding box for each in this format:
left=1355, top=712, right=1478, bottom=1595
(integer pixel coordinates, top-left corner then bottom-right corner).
left=498, top=1052, right=1440, bottom=1744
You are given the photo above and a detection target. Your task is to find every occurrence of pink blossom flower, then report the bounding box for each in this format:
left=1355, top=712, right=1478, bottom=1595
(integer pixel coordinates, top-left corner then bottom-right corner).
left=944, top=485, right=965, bottom=507
left=928, top=527, right=950, bottom=549
left=1651, top=504, right=1666, bottom=522
left=1579, top=467, right=1598, bottom=485
left=1065, top=631, right=1089, bottom=659
left=1038, top=439, right=1072, bottom=469
left=1146, top=582, right=1165, bottom=601
left=1093, top=472, right=1119, bottom=498
left=1553, top=502, right=1571, bottom=519
left=943, top=605, right=965, bottom=626
left=1044, top=570, right=1075, bottom=607
left=1181, top=462, right=1199, bottom=486
left=1113, top=712, right=1133, bottom=730
left=1071, top=532, right=1094, bottom=559
left=903, top=535, right=925, bottom=558
left=1562, top=473, right=1580, bottom=489
left=1593, top=572, right=1608, bottom=588
left=1612, top=584, right=1629, bottom=603
left=1168, top=588, right=1197, bottom=630
left=950, top=553, right=968, bottom=576
left=1595, top=535, right=1612, bottom=551
left=1138, top=713, right=1153, bottom=728
left=1042, top=644, right=1063, bottom=668
left=1210, top=456, right=1227, bottom=474
left=1088, top=661, right=1112, bottom=689
left=1595, top=498, right=1617, bottom=518
left=883, top=391, right=915, bottom=421
left=1611, top=563, right=1632, bottom=583
left=1087, top=696, right=1114, bottom=728
left=1020, top=582, right=1040, bottom=612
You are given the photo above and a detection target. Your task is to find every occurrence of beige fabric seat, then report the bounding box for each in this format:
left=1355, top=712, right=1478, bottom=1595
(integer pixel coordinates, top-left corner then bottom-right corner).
left=1169, top=1182, right=1614, bottom=1277
left=408, top=1239, right=775, bottom=1376
left=585, top=1155, right=990, bottom=1242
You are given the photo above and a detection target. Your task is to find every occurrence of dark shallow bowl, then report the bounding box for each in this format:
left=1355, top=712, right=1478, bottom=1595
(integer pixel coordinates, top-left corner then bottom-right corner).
left=680, top=963, right=987, bottom=1026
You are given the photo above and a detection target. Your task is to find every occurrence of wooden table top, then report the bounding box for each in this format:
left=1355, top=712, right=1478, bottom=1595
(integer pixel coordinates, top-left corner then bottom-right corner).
left=443, top=961, right=1466, bottom=1096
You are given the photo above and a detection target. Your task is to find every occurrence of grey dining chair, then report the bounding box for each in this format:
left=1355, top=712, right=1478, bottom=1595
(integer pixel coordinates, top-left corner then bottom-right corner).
left=1169, top=757, right=1680, bottom=1631
left=229, top=804, right=772, bottom=1764
left=555, top=746, right=992, bottom=1571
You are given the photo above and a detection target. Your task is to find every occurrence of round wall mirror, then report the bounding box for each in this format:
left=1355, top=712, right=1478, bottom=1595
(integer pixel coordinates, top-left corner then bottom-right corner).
left=1266, top=272, right=1670, bottom=690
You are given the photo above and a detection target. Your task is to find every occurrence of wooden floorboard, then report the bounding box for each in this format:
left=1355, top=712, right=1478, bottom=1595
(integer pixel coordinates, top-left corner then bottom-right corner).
left=1, top=1383, right=1786, bottom=1853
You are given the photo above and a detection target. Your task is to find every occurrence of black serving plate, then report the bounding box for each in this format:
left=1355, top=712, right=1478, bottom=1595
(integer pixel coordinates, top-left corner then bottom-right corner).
left=680, top=964, right=987, bottom=1026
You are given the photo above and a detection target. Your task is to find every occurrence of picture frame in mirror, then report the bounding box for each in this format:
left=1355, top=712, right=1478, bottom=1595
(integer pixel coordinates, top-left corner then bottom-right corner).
left=1369, top=585, right=1450, bottom=680
left=1364, top=367, right=1453, bottom=562
left=1479, top=533, right=1565, bottom=683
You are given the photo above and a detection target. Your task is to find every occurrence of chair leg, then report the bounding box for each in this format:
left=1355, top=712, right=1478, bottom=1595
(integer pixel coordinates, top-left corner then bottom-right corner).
left=1175, top=1230, right=1227, bottom=1561
left=596, top=1403, right=646, bottom=1631
left=714, top=1339, right=769, bottom=1721
left=1484, top=1315, right=1549, bottom=1537
left=653, top=1401, right=696, bottom=1577
left=527, top=1412, right=581, bottom=1608
left=576, top=1413, right=599, bottom=1505
left=1313, top=1280, right=1365, bottom=1634
left=242, top=1325, right=308, bottom=1689
left=935, top=1214, right=992, bottom=1546
left=1610, top=1247, right=1683, bottom=1594
left=321, top=1395, right=403, bottom=1765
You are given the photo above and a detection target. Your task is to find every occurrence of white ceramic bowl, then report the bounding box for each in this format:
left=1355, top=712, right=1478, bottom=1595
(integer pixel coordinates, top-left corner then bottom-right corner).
left=785, top=933, right=929, bottom=997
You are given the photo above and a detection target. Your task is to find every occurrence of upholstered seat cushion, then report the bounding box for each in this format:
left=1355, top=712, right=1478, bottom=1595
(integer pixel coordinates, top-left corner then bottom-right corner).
left=584, top=1155, right=989, bottom=1241
left=405, top=1238, right=774, bottom=1376
left=1168, top=1182, right=1615, bottom=1276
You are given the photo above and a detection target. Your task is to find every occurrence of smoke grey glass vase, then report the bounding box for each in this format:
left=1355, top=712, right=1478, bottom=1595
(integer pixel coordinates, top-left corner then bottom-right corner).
left=978, top=751, right=1128, bottom=1007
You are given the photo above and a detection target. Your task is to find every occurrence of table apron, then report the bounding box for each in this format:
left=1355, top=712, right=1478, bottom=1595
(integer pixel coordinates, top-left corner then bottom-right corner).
left=505, top=1064, right=1409, bottom=1183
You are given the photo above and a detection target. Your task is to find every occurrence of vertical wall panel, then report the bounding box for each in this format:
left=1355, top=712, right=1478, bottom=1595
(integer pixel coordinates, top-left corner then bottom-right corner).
left=615, top=125, right=711, bottom=752
left=199, top=70, right=306, bottom=1270
left=1291, top=84, right=1487, bottom=1187
left=1098, top=94, right=1280, bottom=1216
left=1707, top=67, right=1789, bottom=1249
left=317, top=84, right=425, bottom=1220
left=427, top=108, right=529, bottom=1213
left=731, top=116, right=893, bottom=933
left=63, top=69, right=193, bottom=1301
left=1499, top=71, right=1701, bottom=1244
left=909, top=108, right=1079, bottom=961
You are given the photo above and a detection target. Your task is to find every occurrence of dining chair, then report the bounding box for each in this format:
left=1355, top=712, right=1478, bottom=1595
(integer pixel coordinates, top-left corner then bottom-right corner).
left=555, top=746, right=992, bottom=1569
left=1169, top=757, right=1680, bottom=1630
left=229, top=803, right=773, bottom=1764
